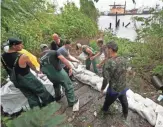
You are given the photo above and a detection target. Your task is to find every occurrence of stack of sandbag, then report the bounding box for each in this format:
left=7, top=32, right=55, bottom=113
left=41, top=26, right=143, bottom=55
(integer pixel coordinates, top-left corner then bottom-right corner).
left=155, top=105, right=163, bottom=127
left=70, top=62, right=108, bottom=93
left=70, top=62, right=163, bottom=127
left=126, top=89, right=163, bottom=127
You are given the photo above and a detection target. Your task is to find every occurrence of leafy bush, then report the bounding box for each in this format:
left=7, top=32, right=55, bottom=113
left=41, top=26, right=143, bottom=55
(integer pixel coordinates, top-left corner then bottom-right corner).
left=1, top=1, right=98, bottom=52
left=1, top=1, right=98, bottom=83
left=80, top=0, right=99, bottom=22
left=89, top=40, right=99, bottom=52
left=103, top=31, right=138, bottom=57
left=5, top=102, right=72, bottom=127
left=52, top=3, right=98, bottom=40
left=152, top=65, right=163, bottom=77
left=132, top=10, right=163, bottom=76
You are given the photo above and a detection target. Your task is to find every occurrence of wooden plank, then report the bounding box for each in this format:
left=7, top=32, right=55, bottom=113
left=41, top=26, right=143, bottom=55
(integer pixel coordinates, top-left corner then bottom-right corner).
left=73, top=81, right=84, bottom=91
left=58, top=85, right=90, bottom=114
left=65, top=86, right=93, bottom=117
left=71, top=87, right=106, bottom=126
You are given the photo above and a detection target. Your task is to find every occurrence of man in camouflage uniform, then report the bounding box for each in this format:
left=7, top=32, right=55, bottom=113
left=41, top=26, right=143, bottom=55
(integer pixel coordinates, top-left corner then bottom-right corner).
left=101, top=41, right=129, bottom=119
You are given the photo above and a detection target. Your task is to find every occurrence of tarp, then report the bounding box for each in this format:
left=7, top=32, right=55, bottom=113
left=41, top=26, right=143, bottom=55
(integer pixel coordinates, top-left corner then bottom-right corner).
left=1, top=71, right=55, bottom=114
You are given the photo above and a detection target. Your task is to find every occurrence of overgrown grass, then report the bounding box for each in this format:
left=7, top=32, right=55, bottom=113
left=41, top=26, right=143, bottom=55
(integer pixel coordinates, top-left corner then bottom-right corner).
left=89, top=31, right=138, bottom=57
left=1, top=2, right=98, bottom=83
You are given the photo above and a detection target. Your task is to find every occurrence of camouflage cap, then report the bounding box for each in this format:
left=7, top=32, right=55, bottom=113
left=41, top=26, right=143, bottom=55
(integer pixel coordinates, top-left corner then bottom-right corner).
left=107, top=41, right=118, bottom=52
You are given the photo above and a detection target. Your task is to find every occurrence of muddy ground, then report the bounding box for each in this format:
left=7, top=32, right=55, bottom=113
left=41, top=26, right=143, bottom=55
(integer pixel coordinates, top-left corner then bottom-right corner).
left=58, top=79, right=153, bottom=127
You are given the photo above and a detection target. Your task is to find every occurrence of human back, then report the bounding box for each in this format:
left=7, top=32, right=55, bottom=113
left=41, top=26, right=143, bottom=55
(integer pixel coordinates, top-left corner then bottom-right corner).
left=40, top=50, right=62, bottom=71
left=105, top=56, right=128, bottom=91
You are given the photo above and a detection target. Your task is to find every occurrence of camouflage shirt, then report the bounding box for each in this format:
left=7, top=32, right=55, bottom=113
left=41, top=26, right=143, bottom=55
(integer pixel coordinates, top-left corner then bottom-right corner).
left=101, top=56, right=129, bottom=92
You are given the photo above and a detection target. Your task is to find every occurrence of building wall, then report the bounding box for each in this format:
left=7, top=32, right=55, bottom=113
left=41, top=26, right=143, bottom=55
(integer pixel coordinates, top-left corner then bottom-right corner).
left=110, top=7, right=125, bottom=14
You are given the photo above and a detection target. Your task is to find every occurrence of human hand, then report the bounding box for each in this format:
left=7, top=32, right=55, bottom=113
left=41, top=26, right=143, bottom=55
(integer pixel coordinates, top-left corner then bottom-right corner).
left=69, top=68, right=73, bottom=76
left=90, top=56, right=94, bottom=60
left=36, top=70, right=42, bottom=77
left=96, top=64, right=102, bottom=68
left=98, top=90, right=104, bottom=100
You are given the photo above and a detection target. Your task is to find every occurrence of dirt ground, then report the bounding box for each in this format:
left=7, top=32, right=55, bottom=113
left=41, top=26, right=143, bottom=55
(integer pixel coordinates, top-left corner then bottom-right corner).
left=58, top=80, right=153, bottom=127
left=62, top=39, right=162, bottom=127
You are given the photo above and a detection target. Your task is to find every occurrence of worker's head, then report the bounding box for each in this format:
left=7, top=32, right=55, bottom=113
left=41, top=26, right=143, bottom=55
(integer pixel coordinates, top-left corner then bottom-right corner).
left=7, top=38, right=24, bottom=51
left=64, top=40, right=71, bottom=49
left=40, top=44, right=48, bottom=52
left=52, top=33, right=60, bottom=45
left=107, top=41, right=118, bottom=57
left=97, top=39, right=103, bottom=47
left=76, top=43, right=82, bottom=50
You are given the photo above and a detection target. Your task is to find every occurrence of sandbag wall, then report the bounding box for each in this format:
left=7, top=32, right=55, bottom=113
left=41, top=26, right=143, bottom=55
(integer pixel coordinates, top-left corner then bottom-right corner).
left=71, top=63, right=163, bottom=127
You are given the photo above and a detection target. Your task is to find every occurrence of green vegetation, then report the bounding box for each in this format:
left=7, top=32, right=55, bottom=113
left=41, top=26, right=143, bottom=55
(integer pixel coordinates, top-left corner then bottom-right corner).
left=2, top=102, right=72, bottom=127
left=55, top=3, right=98, bottom=40
left=133, top=11, right=163, bottom=77
left=1, top=0, right=98, bottom=83
left=89, top=31, right=137, bottom=57
left=80, top=0, right=99, bottom=22
left=1, top=0, right=98, bottom=53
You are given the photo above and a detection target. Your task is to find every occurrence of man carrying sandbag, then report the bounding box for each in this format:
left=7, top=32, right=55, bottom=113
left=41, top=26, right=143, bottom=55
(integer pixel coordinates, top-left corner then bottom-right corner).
left=1, top=38, right=55, bottom=108
left=40, top=44, right=78, bottom=107
left=57, top=40, right=80, bottom=81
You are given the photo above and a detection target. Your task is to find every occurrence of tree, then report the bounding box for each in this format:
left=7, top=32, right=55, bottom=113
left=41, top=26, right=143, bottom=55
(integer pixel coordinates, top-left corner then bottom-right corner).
left=80, top=0, right=99, bottom=22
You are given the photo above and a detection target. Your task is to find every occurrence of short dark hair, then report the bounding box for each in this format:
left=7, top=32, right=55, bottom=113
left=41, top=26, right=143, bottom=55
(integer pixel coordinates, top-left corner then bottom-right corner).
left=7, top=38, right=22, bottom=47
left=97, top=39, right=103, bottom=44
left=65, top=40, right=71, bottom=45
left=50, top=41, right=56, bottom=50
left=107, top=41, right=118, bottom=52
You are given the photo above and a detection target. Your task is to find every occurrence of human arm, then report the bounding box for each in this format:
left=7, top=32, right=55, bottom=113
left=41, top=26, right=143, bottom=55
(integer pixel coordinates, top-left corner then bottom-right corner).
left=67, top=55, right=80, bottom=63
left=21, top=54, right=40, bottom=74
left=90, top=52, right=101, bottom=60
left=101, top=61, right=112, bottom=91
left=96, top=58, right=107, bottom=68
left=86, top=48, right=94, bottom=58
left=58, top=55, right=73, bottom=76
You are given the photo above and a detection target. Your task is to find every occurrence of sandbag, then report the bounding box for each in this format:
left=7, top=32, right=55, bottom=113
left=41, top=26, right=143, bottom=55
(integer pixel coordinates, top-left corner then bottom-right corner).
left=134, top=93, right=145, bottom=102
left=155, top=113, right=163, bottom=127
left=126, top=89, right=135, bottom=98
left=141, top=107, right=157, bottom=126
left=143, top=98, right=157, bottom=110
left=135, top=102, right=146, bottom=118
left=1, top=83, right=29, bottom=114
left=78, top=52, right=87, bottom=61
left=155, top=105, right=163, bottom=113
left=1, top=70, right=58, bottom=114
left=127, top=97, right=137, bottom=111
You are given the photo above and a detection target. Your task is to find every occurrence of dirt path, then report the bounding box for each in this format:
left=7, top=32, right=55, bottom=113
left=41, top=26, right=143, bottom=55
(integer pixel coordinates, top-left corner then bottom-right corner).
left=58, top=80, right=152, bottom=127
